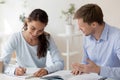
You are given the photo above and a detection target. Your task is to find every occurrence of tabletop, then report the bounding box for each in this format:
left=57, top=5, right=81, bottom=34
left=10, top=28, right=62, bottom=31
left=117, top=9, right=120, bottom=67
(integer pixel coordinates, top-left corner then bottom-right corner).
left=0, top=70, right=114, bottom=80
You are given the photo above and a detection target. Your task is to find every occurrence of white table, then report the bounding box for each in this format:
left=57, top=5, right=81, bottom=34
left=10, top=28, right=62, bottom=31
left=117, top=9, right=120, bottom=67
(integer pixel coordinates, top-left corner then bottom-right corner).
left=0, top=70, right=113, bottom=80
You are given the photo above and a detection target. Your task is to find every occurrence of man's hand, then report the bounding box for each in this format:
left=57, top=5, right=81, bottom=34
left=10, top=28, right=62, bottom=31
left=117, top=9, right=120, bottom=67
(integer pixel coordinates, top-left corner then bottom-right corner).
left=33, top=68, right=48, bottom=77
left=71, top=68, right=83, bottom=75
left=15, top=67, right=26, bottom=76
left=80, top=59, right=100, bottom=73
left=71, top=63, right=83, bottom=75
left=71, top=59, right=100, bottom=75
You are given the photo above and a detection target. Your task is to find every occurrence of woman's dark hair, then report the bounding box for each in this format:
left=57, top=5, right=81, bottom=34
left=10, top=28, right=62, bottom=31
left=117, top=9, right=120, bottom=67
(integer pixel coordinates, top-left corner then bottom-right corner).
left=23, top=9, right=50, bottom=58
left=74, top=4, right=104, bottom=25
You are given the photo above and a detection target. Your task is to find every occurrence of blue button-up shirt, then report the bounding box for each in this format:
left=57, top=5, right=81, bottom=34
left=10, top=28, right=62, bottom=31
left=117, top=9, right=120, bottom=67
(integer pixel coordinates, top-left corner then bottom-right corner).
left=82, top=23, right=120, bottom=79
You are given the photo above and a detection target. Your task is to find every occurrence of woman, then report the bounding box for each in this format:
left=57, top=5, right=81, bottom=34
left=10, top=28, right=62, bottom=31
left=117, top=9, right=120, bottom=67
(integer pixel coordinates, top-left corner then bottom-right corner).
left=1, top=9, right=64, bottom=77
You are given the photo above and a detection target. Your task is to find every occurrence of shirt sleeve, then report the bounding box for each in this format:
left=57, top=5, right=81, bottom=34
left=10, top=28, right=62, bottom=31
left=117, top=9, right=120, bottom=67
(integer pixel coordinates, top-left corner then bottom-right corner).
left=99, top=32, right=120, bottom=79
left=81, top=37, right=89, bottom=64
left=100, top=66, right=120, bottom=80
left=1, top=33, right=17, bottom=75
left=44, top=36, right=64, bottom=73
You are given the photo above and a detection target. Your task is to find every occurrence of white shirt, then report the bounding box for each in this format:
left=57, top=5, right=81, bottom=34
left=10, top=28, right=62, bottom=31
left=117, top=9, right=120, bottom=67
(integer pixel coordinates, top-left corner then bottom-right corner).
left=1, top=31, right=64, bottom=75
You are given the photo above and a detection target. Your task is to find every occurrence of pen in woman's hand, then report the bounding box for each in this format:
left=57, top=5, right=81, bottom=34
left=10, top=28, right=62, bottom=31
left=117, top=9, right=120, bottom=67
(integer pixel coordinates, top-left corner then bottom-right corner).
left=19, top=66, right=26, bottom=73
left=15, top=66, right=26, bottom=76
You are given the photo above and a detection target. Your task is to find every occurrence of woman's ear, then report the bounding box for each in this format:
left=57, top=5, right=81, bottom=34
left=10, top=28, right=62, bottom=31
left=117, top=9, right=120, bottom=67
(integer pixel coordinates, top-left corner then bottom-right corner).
left=24, top=18, right=29, bottom=23
left=25, top=18, right=31, bottom=27
left=23, top=18, right=29, bottom=30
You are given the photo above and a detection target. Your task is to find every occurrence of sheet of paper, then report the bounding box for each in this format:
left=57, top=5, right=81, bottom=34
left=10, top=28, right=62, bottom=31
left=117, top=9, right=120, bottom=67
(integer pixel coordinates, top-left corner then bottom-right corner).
left=0, top=74, right=24, bottom=80
left=16, top=68, right=40, bottom=79
left=41, top=70, right=73, bottom=80
left=3, top=68, right=40, bottom=79
left=0, top=70, right=113, bottom=80
left=42, top=70, right=102, bottom=80
left=68, top=73, right=102, bottom=80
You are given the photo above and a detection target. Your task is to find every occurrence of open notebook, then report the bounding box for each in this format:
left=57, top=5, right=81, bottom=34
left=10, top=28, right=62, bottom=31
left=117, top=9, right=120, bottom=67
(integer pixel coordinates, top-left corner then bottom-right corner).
left=41, top=70, right=102, bottom=80
left=2, top=69, right=105, bottom=80
left=16, top=68, right=40, bottom=79
left=2, top=68, right=40, bottom=79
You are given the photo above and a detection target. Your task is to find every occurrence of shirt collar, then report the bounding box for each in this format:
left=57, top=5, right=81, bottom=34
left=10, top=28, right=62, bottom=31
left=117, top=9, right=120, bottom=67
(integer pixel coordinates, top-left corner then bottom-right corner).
left=89, top=23, right=109, bottom=41
left=100, top=23, right=108, bottom=41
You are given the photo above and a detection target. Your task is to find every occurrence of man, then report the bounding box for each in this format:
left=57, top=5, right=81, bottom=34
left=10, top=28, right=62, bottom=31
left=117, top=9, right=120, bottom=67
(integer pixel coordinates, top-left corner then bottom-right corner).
left=72, top=3, right=120, bottom=79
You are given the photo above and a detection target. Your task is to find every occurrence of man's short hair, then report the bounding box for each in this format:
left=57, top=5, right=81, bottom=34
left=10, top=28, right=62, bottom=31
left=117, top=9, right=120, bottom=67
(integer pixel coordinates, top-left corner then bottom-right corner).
left=74, top=4, right=104, bottom=25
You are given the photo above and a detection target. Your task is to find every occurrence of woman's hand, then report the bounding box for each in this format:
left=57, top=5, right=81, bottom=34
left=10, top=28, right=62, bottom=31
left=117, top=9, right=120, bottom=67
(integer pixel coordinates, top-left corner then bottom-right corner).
left=34, top=68, right=48, bottom=77
left=15, top=67, right=26, bottom=76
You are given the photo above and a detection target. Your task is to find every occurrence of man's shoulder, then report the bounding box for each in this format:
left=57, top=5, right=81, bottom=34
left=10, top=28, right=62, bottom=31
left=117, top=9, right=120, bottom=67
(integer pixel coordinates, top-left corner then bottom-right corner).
left=106, top=22, right=119, bottom=30
left=107, top=23, right=120, bottom=34
left=107, top=25, right=120, bottom=41
left=110, top=27, right=120, bottom=34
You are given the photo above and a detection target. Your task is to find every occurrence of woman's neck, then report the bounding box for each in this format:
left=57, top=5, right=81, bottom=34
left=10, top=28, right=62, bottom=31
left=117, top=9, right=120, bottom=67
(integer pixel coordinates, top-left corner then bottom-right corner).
left=22, top=31, right=38, bottom=46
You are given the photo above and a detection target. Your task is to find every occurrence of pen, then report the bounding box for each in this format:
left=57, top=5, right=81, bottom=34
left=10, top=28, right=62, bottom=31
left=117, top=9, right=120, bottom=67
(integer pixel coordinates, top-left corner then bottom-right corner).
left=98, top=77, right=107, bottom=80
left=25, top=75, right=35, bottom=79
left=19, top=66, right=26, bottom=73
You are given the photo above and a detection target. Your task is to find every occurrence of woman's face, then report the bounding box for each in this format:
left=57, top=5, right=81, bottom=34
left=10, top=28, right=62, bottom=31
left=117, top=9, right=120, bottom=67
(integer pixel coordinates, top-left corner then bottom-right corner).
left=26, top=20, right=46, bottom=39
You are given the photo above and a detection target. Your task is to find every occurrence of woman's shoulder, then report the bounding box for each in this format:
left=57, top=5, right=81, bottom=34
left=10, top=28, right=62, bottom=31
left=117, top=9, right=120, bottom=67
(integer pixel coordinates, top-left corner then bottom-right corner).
left=5, top=31, right=22, bottom=45
left=9, top=31, right=22, bottom=41
left=12, top=31, right=21, bottom=35
left=44, top=32, right=50, bottom=36
left=44, top=32, right=56, bottom=42
left=44, top=31, right=51, bottom=39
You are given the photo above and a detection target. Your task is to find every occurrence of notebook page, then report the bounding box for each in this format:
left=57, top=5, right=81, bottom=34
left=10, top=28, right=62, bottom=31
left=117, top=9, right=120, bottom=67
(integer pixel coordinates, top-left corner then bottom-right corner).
left=16, top=68, right=40, bottom=79
left=41, top=70, right=102, bottom=80
left=68, top=73, right=102, bottom=80
left=42, top=70, right=74, bottom=80
left=2, top=68, right=40, bottom=79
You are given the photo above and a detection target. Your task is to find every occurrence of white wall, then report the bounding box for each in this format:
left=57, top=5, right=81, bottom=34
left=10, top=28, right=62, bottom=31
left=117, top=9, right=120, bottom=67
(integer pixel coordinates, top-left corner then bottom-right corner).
left=0, top=0, right=120, bottom=33
left=0, top=0, right=120, bottom=68
left=0, top=0, right=120, bottom=35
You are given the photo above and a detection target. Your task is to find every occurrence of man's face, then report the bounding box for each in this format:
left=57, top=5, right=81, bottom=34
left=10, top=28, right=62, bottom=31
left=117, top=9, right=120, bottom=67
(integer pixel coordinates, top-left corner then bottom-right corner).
left=78, top=18, right=95, bottom=36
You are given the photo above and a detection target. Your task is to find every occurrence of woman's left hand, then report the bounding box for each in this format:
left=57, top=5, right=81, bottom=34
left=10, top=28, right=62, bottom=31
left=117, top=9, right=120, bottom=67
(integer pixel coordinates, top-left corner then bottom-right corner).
left=33, top=68, right=48, bottom=77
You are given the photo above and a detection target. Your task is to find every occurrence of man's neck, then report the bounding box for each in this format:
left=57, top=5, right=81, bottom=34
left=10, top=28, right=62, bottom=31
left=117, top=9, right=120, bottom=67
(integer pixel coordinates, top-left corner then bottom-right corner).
left=92, top=23, right=105, bottom=41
